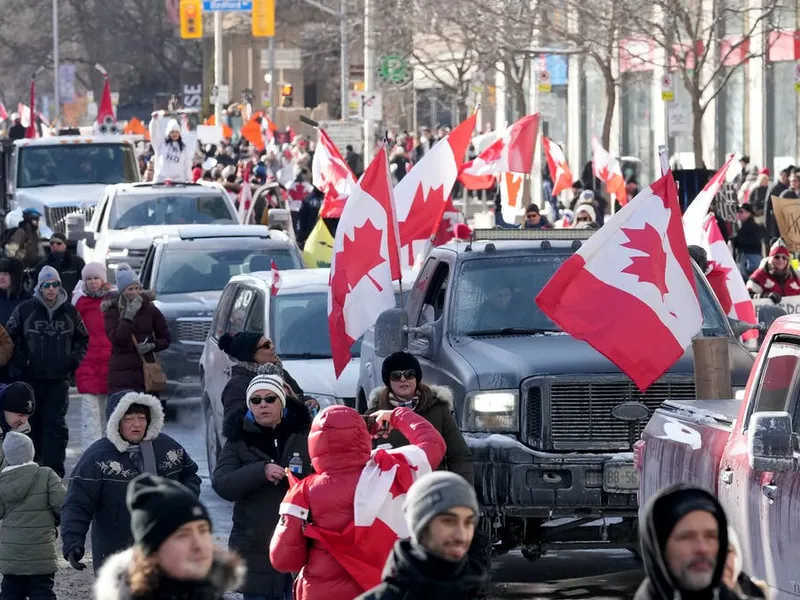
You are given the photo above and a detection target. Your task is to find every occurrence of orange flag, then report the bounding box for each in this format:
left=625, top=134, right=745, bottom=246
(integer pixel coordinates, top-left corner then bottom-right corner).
left=241, top=119, right=265, bottom=151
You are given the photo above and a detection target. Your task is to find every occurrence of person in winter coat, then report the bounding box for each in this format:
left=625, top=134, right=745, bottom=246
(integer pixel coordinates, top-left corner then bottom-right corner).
left=0, top=432, right=65, bottom=600
left=94, top=473, right=245, bottom=600
left=103, top=265, right=170, bottom=394
left=355, top=472, right=488, bottom=600
left=6, top=208, right=43, bottom=269
left=634, top=484, right=737, bottom=600
left=8, top=115, right=26, bottom=142
left=368, top=352, right=473, bottom=484
left=34, top=232, right=85, bottom=298
left=0, top=257, right=31, bottom=326
left=732, top=203, right=765, bottom=279
left=747, top=240, right=800, bottom=302
left=494, top=202, right=552, bottom=230
left=765, top=169, right=790, bottom=241
left=688, top=246, right=733, bottom=316
left=61, top=390, right=201, bottom=573
left=0, top=382, right=36, bottom=468
left=0, top=321, right=14, bottom=384
left=270, top=406, right=446, bottom=600
left=573, top=204, right=596, bottom=226
left=149, top=115, right=194, bottom=183
left=6, top=266, right=89, bottom=477
left=218, top=331, right=303, bottom=443
left=212, top=374, right=312, bottom=599
left=74, top=262, right=114, bottom=450
left=723, top=527, right=768, bottom=599
left=297, top=188, right=324, bottom=249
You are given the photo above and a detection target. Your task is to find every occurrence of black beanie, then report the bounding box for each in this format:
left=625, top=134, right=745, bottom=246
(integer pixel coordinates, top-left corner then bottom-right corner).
left=219, top=331, right=263, bottom=362
left=651, top=486, right=723, bottom=551
left=381, top=351, right=422, bottom=387
left=1, top=382, right=35, bottom=415
left=127, top=473, right=211, bottom=556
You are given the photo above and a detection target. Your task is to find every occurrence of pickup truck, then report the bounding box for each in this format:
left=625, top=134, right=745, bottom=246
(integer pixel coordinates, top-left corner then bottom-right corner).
left=636, top=313, right=800, bottom=599
left=361, top=228, right=757, bottom=559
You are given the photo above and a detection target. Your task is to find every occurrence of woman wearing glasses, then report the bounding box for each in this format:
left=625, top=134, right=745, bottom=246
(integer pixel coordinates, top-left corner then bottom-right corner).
left=747, top=239, right=800, bottom=304
left=212, top=373, right=311, bottom=600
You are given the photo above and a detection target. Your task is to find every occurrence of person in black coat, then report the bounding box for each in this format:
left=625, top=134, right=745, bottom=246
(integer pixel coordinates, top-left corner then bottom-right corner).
left=296, top=188, right=324, bottom=249
left=34, top=233, right=85, bottom=298
left=212, top=374, right=311, bottom=597
left=61, top=391, right=201, bottom=574
left=8, top=116, right=25, bottom=142
left=0, top=257, right=30, bottom=326
left=732, top=203, right=765, bottom=279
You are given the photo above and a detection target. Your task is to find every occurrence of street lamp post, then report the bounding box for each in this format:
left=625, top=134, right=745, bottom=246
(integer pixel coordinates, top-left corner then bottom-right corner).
left=53, top=0, right=60, bottom=124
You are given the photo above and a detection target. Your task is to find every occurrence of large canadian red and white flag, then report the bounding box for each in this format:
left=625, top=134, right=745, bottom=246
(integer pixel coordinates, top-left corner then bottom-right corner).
left=592, top=141, right=627, bottom=205
left=394, top=112, right=476, bottom=264
left=536, top=172, right=702, bottom=391
left=543, top=136, right=573, bottom=198
left=682, top=153, right=736, bottom=244
left=459, top=113, right=540, bottom=190
left=499, top=172, right=525, bottom=224
left=328, top=147, right=401, bottom=377
left=0, top=103, right=8, bottom=122
left=312, top=128, right=357, bottom=219
left=237, top=178, right=252, bottom=223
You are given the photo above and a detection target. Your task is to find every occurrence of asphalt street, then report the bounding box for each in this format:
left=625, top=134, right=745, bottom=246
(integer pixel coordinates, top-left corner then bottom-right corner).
left=54, top=394, right=643, bottom=599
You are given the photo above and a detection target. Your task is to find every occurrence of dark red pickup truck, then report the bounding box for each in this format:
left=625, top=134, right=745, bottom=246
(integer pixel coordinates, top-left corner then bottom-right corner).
left=635, top=316, right=800, bottom=598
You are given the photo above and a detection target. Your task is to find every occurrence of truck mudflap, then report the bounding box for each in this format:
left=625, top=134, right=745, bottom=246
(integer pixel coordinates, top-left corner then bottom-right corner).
left=636, top=398, right=738, bottom=514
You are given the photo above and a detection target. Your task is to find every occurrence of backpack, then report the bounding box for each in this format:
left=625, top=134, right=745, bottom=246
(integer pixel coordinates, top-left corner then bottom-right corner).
left=0, top=226, right=20, bottom=257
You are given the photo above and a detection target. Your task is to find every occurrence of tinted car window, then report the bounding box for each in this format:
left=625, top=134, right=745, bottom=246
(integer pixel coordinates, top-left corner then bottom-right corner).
left=154, top=247, right=297, bottom=295
left=18, top=144, right=137, bottom=187
left=109, top=193, right=235, bottom=229
left=226, top=287, right=256, bottom=336
left=212, top=284, right=238, bottom=339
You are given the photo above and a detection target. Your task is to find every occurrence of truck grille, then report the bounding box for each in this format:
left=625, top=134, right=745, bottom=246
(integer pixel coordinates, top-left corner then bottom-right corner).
left=46, top=206, right=82, bottom=234
left=176, top=319, right=212, bottom=343
left=548, top=379, right=696, bottom=451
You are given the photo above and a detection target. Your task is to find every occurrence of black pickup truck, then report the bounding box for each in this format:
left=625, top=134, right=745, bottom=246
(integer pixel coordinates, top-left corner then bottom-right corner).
left=358, top=228, right=756, bottom=559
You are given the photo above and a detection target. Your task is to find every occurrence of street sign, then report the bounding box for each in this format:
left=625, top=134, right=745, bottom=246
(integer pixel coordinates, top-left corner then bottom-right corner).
left=661, top=73, right=675, bottom=102
left=261, top=89, right=271, bottom=108
left=362, top=91, right=382, bottom=121
left=668, top=103, right=691, bottom=136
left=183, top=84, right=202, bottom=109
left=210, top=84, right=229, bottom=104
left=377, top=54, right=411, bottom=87
left=795, top=62, right=800, bottom=92
left=59, top=64, right=76, bottom=104
left=260, top=48, right=302, bottom=70
left=537, top=70, right=551, bottom=93
left=319, top=120, right=363, bottom=152
left=86, top=102, right=98, bottom=119
left=202, top=0, right=251, bottom=10
left=347, top=91, right=361, bottom=118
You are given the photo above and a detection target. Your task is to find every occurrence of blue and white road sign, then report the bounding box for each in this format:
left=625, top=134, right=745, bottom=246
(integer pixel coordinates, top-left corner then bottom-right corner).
left=202, top=0, right=253, bottom=10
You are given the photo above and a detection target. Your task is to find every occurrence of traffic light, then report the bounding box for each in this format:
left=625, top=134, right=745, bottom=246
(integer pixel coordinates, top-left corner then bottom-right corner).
left=281, top=83, right=293, bottom=107
left=252, top=0, right=275, bottom=37
left=180, top=0, right=203, bottom=39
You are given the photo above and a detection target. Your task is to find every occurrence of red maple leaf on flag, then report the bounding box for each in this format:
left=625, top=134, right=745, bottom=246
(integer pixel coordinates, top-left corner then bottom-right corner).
left=621, top=223, right=670, bottom=299
left=339, top=220, right=387, bottom=292
left=399, top=184, right=446, bottom=245
left=708, top=260, right=733, bottom=282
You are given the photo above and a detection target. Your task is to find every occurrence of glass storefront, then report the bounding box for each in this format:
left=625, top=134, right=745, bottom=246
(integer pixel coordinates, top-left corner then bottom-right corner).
left=581, top=59, right=608, bottom=167
left=620, top=71, right=654, bottom=181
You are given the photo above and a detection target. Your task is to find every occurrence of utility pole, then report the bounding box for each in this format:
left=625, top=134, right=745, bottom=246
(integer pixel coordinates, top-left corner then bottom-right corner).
left=269, top=36, right=277, bottom=123
left=363, top=0, right=374, bottom=160
left=52, top=0, right=60, bottom=124
left=340, top=0, right=348, bottom=120
left=214, top=11, right=223, bottom=123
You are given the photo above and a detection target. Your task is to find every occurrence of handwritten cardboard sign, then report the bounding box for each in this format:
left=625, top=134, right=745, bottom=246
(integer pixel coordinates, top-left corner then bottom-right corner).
left=771, top=195, right=800, bottom=252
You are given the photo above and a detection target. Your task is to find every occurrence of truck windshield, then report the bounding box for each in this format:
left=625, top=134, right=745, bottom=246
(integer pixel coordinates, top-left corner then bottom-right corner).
left=155, top=247, right=300, bottom=295
left=17, top=143, right=138, bottom=188
left=453, top=253, right=730, bottom=337
left=109, top=194, right=236, bottom=229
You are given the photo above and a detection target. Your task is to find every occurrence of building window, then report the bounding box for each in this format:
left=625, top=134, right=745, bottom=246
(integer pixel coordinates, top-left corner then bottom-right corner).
left=581, top=60, right=608, bottom=167
left=620, top=71, right=654, bottom=181
left=766, top=61, right=797, bottom=173
left=717, top=67, right=745, bottom=164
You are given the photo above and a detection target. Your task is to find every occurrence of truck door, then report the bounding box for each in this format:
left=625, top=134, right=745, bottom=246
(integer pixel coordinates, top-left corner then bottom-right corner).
left=718, top=338, right=800, bottom=595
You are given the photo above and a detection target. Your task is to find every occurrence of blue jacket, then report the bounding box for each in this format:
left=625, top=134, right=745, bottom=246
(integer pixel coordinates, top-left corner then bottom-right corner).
left=61, top=391, right=201, bottom=572
left=0, top=290, right=30, bottom=326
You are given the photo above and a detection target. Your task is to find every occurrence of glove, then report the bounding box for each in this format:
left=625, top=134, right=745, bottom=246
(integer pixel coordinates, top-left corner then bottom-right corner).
left=137, top=342, right=156, bottom=356
left=123, top=295, right=143, bottom=321
left=769, top=292, right=782, bottom=305
left=66, top=548, right=86, bottom=571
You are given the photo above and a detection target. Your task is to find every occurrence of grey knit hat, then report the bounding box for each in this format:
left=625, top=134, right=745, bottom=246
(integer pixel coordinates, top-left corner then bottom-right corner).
left=37, top=265, right=61, bottom=288
left=403, top=471, right=479, bottom=539
left=115, top=263, right=139, bottom=292
left=3, top=431, right=34, bottom=466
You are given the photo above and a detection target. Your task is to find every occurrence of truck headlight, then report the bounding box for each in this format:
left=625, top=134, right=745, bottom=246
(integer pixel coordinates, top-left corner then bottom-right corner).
left=463, top=390, right=519, bottom=432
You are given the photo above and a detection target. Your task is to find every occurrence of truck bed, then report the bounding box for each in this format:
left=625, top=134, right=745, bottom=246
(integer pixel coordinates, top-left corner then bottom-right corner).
left=637, top=398, right=739, bottom=515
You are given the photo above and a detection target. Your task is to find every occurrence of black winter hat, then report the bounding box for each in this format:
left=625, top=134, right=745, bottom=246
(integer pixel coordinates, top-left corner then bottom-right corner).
left=219, top=331, right=263, bottom=362
left=651, top=486, right=723, bottom=552
left=127, top=473, right=211, bottom=556
left=1, top=382, right=35, bottom=415
left=381, top=351, right=422, bottom=387
left=0, top=257, right=23, bottom=275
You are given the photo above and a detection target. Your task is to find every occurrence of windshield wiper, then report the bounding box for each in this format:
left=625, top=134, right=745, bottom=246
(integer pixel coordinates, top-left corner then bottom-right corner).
left=280, top=352, right=332, bottom=359
left=465, top=327, right=558, bottom=336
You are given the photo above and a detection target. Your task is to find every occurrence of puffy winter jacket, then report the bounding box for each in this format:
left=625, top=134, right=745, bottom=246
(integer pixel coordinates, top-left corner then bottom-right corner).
left=212, top=395, right=312, bottom=595
left=102, top=291, right=170, bottom=393
left=74, top=291, right=112, bottom=395
left=747, top=259, right=800, bottom=299
left=270, top=406, right=446, bottom=600
left=0, top=463, right=65, bottom=575
left=61, top=391, right=201, bottom=572
left=150, top=118, right=194, bottom=183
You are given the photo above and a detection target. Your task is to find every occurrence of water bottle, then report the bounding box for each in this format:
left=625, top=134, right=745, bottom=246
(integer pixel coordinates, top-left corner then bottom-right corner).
left=288, top=452, right=303, bottom=476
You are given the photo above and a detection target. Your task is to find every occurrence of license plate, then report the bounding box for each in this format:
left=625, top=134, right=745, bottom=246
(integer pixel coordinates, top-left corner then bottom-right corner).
left=603, top=462, right=639, bottom=492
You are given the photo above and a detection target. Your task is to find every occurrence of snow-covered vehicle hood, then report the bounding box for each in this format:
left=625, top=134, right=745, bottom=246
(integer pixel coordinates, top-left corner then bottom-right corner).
left=284, top=357, right=360, bottom=404
left=14, top=184, right=108, bottom=210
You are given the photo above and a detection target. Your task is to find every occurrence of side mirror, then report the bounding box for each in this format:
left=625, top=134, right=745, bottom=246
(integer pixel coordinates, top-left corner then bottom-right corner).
left=728, top=317, right=760, bottom=338
left=374, top=308, right=408, bottom=357
left=64, top=213, right=86, bottom=242
left=748, top=411, right=798, bottom=472
left=408, top=322, right=438, bottom=360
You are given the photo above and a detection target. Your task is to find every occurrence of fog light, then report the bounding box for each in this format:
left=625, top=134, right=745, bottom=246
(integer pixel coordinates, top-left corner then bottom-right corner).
left=585, top=470, right=603, bottom=488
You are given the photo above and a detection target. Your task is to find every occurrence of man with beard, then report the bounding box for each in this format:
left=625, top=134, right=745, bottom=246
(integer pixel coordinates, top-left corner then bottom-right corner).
left=634, top=484, right=738, bottom=600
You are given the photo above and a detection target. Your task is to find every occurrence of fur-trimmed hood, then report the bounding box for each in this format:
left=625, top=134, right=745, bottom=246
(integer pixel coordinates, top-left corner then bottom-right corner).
left=368, top=383, right=454, bottom=412
left=94, top=546, right=245, bottom=600
left=105, top=391, right=165, bottom=453
left=101, top=289, right=157, bottom=314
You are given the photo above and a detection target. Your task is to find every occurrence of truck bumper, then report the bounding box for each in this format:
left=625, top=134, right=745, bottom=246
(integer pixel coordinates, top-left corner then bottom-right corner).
left=466, top=433, right=639, bottom=519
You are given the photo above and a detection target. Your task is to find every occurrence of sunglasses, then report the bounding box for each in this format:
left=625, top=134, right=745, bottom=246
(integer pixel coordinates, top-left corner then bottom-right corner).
left=49, top=240, right=65, bottom=246
left=41, top=281, right=61, bottom=289
left=258, top=340, right=273, bottom=350
left=526, top=213, right=539, bottom=219
left=250, top=394, right=280, bottom=405
left=773, top=255, right=789, bottom=261
left=390, top=369, right=417, bottom=382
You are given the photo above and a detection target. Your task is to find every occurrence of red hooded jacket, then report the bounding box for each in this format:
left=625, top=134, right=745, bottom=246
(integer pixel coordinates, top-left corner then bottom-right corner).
left=269, top=406, right=446, bottom=600
left=74, top=293, right=112, bottom=394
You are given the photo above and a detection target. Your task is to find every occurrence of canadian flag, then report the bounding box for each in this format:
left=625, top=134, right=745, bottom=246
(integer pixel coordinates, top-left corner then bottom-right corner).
left=237, top=179, right=252, bottom=224
left=97, top=74, right=115, bottom=125
left=0, top=103, right=7, bottom=122
left=395, top=112, right=476, bottom=265
left=271, top=260, right=281, bottom=296
left=328, top=147, right=401, bottom=377
left=543, top=136, right=573, bottom=198
left=536, top=171, right=702, bottom=391
left=499, top=172, right=525, bottom=225
left=432, top=196, right=463, bottom=247
left=682, top=153, right=736, bottom=243
left=312, top=128, right=357, bottom=219
left=459, top=113, right=540, bottom=190
left=17, top=103, right=31, bottom=128
left=592, top=141, right=627, bottom=205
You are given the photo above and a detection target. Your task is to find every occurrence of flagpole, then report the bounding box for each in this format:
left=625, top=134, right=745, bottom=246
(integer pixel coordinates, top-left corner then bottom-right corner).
left=658, top=145, right=670, bottom=176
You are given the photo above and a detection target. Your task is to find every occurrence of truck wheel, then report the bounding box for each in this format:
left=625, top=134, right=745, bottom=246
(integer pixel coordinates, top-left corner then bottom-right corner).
left=521, top=545, right=543, bottom=562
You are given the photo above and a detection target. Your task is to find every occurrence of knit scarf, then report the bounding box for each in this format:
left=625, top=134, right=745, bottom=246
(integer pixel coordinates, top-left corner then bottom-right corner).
left=389, top=394, right=418, bottom=409
left=234, top=358, right=284, bottom=375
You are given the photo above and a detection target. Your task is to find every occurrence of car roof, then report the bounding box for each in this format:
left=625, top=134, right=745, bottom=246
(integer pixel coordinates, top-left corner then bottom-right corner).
left=108, top=181, right=226, bottom=195
left=436, top=228, right=595, bottom=258
left=229, top=267, right=418, bottom=295
left=13, top=136, right=135, bottom=147
left=154, top=228, right=295, bottom=249
left=161, top=224, right=273, bottom=241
